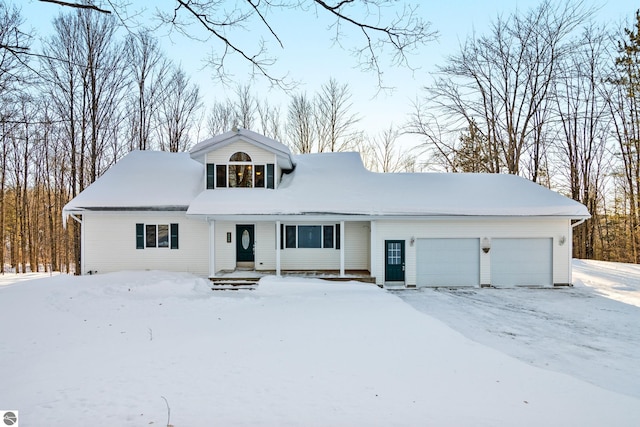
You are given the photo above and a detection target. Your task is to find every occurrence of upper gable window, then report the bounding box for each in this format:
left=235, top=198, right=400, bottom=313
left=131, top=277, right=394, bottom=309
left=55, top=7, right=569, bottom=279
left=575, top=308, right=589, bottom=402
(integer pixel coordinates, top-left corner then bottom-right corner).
left=206, top=151, right=274, bottom=189
left=230, top=152, right=251, bottom=162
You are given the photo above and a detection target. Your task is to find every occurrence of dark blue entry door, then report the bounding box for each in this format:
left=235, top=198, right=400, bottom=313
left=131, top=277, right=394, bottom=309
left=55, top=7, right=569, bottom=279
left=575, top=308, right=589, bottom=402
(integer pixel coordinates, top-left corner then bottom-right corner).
left=236, top=224, right=255, bottom=262
left=385, top=240, right=405, bottom=282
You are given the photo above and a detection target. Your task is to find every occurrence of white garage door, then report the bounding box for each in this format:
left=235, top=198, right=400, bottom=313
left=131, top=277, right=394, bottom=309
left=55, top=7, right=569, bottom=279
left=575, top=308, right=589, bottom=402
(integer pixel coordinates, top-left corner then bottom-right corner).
left=491, top=238, right=552, bottom=287
left=416, top=238, right=480, bottom=287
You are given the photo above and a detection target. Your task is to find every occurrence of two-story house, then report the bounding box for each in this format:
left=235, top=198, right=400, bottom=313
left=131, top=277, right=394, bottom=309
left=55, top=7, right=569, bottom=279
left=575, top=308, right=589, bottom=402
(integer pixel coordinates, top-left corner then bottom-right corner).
left=63, top=128, right=590, bottom=287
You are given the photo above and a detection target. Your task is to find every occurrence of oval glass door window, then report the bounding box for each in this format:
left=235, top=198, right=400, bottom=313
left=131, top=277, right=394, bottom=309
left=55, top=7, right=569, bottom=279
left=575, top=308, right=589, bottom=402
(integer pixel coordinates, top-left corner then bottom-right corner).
left=241, top=230, right=250, bottom=250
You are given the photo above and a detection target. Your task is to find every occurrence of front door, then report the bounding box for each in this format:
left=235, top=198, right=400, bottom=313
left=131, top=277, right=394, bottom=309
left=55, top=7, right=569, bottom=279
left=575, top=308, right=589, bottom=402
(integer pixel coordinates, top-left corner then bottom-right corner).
left=236, top=224, right=255, bottom=264
left=385, top=240, right=405, bottom=282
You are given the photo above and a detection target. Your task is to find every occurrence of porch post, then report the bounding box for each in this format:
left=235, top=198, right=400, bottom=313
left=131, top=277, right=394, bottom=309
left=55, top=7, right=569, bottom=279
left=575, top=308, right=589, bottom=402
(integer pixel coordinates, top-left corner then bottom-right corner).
left=276, top=220, right=281, bottom=276
left=340, top=220, right=345, bottom=277
left=208, top=219, right=216, bottom=277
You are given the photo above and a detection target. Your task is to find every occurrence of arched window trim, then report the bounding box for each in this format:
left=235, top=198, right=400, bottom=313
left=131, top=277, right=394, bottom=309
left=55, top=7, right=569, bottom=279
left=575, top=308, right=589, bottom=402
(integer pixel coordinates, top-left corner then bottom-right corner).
left=229, top=151, right=252, bottom=162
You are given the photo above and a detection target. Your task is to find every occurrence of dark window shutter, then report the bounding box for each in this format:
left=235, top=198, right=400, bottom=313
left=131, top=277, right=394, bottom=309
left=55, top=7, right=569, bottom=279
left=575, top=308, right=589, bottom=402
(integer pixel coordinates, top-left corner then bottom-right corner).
left=280, top=223, right=284, bottom=249
left=323, top=225, right=334, bottom=248
left=206, top=164, right=215, bottom=189
left=285, top=225, right=296, bottom=248
left=266, top=163, right=275, bottom=189
left=136, top=223, right=144, bottom=249
left=170, top=223, right=179, bottom=249
left=335, top=223, right=341, bottom=250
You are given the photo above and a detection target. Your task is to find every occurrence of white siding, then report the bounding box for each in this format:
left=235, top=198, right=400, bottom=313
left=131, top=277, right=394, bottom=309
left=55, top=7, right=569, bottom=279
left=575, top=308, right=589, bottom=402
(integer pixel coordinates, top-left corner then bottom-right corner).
left=82, top=212, right=209, bottom=276
left=255, top=222, right=277, bottom=270
left=345, top=222, right=370, bottom=270
left=374, top=218, right=572, bottom=287
left=213, top=221, right=237, bottom=272
left=206, top=140, right=275, bottom=164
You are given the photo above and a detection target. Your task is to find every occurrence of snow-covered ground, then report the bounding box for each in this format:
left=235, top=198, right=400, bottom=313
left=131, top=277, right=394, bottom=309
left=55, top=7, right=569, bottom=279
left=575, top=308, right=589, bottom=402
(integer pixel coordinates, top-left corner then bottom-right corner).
left=0, top=260, right=638, bottom=426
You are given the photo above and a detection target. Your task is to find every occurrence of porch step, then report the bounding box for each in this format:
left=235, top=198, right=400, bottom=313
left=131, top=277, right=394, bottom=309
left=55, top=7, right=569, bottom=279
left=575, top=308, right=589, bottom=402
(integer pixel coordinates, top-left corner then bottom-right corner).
left=209, top=277, right=260, bottom=290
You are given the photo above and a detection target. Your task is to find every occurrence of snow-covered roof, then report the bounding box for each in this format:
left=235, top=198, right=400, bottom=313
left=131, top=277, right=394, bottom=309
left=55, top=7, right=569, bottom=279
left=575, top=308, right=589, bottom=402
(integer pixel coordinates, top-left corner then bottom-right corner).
left=63, top=149, right=590, bottom=220
left=63, top=150, right=203, bottom=214
left=189, top=128, right=294, bottom=170
left=187, top=152, right=590, bottom=218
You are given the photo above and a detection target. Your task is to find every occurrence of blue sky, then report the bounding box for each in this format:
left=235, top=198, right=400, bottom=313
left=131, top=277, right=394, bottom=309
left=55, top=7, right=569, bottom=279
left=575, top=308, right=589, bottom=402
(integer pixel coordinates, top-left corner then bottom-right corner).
left=19, top=0, right=636, bottom=150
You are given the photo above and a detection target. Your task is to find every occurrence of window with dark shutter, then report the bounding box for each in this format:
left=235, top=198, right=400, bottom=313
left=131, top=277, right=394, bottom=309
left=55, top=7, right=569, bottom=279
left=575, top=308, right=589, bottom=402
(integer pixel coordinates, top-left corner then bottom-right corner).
left=335, top=223, right=341, bottom=250
left=266, top=164, right=275, bottom=189
left=136, top=223, right=144, bottom=249
left=206, top=164, right=215, bottom=189
left=170, top=223, right=179, bottom=249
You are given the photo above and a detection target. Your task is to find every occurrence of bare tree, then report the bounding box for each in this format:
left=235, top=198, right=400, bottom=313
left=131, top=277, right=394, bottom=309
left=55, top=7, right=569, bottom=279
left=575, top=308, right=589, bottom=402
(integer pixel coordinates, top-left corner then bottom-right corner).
left=368, top=125, right=403, bottom=172
left=257, top=99, right=282, bottom=141
left=554, top=23, right=612, bottom=259
left=287, top=92, right=315, bottom=154
left=0, top=1, right=30, bottom=93
left=233, top=84, right=255, bottom=130
left=126, top=30, right=171, bottom=151
left=79, top=9, right=130, bottom=183
left=40, top=8, right=129, bottom=272
left=207, top=99, right=235, bottom=136
left=156, top=66, right=202, bottom=152
left=608, top=10, right=640, bottom=262
left=418, top=0, right=591, bottom=178
left=315, top=77, right=360, bottom=152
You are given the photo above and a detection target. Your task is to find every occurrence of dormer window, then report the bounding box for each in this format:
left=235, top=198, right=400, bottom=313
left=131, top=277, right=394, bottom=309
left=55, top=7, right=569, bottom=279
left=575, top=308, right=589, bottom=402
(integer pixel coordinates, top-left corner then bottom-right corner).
left=207, top=151, right=274, bottom=189
left=228, top=152, right=253, bottom=188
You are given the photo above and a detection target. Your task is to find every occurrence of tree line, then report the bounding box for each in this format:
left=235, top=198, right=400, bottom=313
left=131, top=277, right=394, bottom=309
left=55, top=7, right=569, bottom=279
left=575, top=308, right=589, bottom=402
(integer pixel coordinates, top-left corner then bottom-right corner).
left=1, top=1, right=639, bottom=273
left=409, top=1, right=640, bottom=263
left=0, top=1, right=418, bottom=273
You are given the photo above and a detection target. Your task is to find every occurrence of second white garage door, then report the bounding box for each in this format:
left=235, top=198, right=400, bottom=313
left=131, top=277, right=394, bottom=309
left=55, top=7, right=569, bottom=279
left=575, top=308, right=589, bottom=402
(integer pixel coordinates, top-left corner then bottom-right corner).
left=490, top=238, right=553, bottom=287
left=416, top=238, right=480, bottom=287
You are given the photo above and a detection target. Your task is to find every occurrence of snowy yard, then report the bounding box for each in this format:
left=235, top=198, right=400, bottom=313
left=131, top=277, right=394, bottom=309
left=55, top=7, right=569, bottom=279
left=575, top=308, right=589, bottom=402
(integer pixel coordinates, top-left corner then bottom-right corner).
left=0, top=260, right=639, bottom=426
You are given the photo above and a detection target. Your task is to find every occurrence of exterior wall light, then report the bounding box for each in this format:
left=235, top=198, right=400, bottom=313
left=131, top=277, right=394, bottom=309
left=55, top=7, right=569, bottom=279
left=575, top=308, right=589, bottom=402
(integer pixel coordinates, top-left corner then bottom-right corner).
left=481, top=237, right=491, bottom=253
left=559, top=235, right=566, bottom=246
left=410, top=237, right=415, bottom=246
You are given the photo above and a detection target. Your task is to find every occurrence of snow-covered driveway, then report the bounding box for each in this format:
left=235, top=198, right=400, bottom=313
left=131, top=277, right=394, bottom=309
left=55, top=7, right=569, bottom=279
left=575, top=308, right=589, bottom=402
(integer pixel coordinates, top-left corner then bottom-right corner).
left=393, top=260, right=640, bottom=399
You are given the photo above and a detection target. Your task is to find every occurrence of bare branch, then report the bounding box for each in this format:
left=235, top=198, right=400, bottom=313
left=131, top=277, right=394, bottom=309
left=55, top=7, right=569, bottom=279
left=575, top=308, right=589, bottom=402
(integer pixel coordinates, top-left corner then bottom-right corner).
left=38, top=0, right=112, bottom=14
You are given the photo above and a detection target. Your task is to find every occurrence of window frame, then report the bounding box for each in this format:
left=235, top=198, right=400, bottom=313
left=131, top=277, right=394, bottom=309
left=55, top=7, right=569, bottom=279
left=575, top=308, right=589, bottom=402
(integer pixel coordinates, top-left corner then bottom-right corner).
left=136, top=223, right=179, bottom=249
left=281, top=224, right=336, bottom=249
left=208, top=151, right=274, bottom=189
